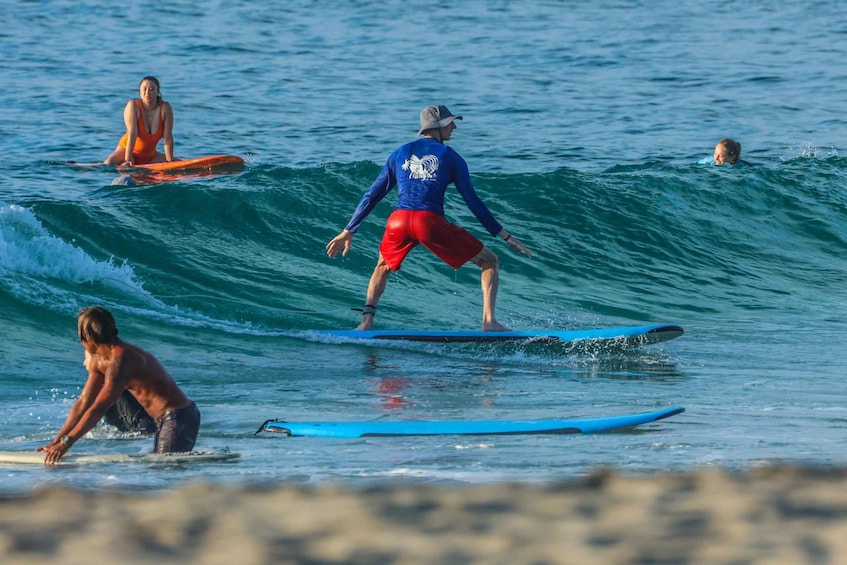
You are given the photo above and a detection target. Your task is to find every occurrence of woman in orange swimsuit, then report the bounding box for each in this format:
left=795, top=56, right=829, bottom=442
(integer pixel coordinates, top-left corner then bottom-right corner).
left=104, top=76, right=175, bottom=166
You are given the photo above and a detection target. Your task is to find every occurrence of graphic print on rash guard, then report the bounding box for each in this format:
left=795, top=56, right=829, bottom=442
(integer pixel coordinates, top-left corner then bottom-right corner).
left=402, top=154, right=439, bottom=180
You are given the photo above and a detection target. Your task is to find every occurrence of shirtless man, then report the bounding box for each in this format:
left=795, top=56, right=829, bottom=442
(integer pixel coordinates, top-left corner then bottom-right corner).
left=39, top=306, right=199, bottom=465
left=104, top=76, right=175, bottom=166
left=326, top=105, right=531, bottom=331
left=80, top=349, right=156, bottom=434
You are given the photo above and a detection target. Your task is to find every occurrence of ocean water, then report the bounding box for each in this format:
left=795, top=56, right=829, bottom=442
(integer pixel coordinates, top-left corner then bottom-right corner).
left=0, top=0, right=845, bottom=492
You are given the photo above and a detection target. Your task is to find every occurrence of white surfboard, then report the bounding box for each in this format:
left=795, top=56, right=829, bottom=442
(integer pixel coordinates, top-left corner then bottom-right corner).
left=0, top=450, right=240, bottom=466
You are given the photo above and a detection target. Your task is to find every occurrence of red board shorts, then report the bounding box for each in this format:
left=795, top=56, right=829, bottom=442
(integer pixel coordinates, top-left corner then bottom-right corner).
left=379, top=210, right=484, bottom=271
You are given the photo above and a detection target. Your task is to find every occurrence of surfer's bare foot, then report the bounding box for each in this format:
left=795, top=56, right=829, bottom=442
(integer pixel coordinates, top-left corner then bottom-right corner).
left=354, top=305, right=376, bottom=330
left=356, top=316, right=374, bottom=331
left=483, top=321, right=510, bottom=332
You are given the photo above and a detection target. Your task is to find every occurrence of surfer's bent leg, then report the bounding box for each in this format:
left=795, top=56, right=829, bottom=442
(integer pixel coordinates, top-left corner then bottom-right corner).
left=153, top=401, right=201, bottom=453
left=358, top=255, right=391, bottom=330
left=470, top=246, right=509, bottom=332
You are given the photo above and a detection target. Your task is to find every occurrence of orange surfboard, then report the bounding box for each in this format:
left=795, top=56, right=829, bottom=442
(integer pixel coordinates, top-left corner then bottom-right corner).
left=136, top=155, right=244, bottom=172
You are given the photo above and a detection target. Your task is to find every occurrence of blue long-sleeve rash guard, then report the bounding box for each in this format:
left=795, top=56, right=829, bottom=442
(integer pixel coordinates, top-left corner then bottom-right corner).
left=344, top=138, right=503, bottom=236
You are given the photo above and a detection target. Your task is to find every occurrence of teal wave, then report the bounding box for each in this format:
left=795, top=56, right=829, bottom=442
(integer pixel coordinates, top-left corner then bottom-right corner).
left=2, top=158, right=845, bottom=335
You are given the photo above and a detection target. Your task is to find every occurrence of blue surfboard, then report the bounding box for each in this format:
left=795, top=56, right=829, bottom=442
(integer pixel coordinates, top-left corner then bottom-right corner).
left=257, top=406, right=684, bottom=438
left=309, top=324, right=683, bottom=345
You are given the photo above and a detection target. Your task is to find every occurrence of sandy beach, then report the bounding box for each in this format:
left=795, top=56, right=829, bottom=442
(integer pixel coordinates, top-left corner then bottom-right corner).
left=3, top=465, right=847, bottom=564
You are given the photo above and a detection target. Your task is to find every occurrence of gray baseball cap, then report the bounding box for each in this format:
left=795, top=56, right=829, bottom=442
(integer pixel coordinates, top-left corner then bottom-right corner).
left=417, top=105, right=463, bottom=135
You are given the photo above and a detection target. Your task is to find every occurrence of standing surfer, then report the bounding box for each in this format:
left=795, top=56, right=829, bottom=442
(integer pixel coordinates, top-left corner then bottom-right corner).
left=326, top=105, right=531, bottom=331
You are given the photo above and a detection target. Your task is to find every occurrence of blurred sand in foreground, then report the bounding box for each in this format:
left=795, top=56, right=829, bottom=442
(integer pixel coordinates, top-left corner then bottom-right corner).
left=3, top=465, right=847, bottom=564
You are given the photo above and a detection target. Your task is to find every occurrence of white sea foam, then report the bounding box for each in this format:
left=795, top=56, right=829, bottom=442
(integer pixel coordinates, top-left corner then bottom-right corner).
left=0, top=203, right=146, bottom=305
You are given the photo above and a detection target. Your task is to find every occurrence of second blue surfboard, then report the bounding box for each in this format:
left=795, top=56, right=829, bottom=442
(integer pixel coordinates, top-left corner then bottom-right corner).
left=258, top=406, right=684, bottom=438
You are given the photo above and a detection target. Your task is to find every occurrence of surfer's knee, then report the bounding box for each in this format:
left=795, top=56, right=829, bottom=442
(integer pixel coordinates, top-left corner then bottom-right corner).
left=103, top=149, right=123, bottom=165
left=471, top=246, right=499, bottom=271
left=372, top=255, right=392, bottom=276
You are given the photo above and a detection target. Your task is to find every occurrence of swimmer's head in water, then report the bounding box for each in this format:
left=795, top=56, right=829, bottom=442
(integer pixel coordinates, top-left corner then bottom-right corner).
left=714, top=138, right=741, bottom=165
